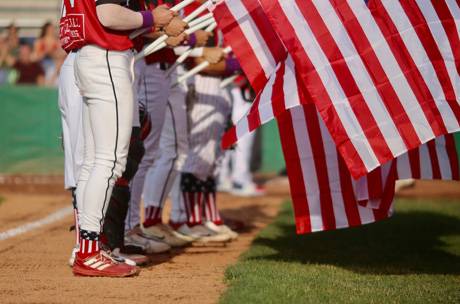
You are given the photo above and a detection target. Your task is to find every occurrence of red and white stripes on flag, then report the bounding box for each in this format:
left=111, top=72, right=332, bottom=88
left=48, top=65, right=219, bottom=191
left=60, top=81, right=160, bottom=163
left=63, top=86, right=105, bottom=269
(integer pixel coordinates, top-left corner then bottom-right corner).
left=280, top=103, right=459, bottom=234
left=268, top=59, right=459, bottom=233
left=222, top=56, right=302, bottom=148
left=278, top=104, right=394, bottom=234
left=212, top=0, right=286, bottom=92
left=395, top=134, right=460, bottom=181
left=259, top=0, right=460, bottom=178
left=212, top=0, right=460, bottom=233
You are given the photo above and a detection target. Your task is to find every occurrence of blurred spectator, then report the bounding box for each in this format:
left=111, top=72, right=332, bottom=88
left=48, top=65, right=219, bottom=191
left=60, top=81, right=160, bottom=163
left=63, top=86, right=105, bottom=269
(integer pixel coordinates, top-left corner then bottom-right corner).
left=0, top=23, right=20, bottom=84
left=33, top=22, right=65, bottom=86
left=13, top=41, right=45, bottom=85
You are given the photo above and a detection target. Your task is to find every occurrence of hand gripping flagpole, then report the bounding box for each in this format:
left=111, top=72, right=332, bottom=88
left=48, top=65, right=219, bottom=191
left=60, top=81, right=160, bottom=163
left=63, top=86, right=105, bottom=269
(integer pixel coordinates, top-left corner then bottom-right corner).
left=140, top=17, right=215, bottom=60
left=175, top=46, right=232, bottom=85
left=164, top=21, right=217, bottom=77
left=133, top=0, right=214, bottom=61
left=129, top=0, right=197, bottom=40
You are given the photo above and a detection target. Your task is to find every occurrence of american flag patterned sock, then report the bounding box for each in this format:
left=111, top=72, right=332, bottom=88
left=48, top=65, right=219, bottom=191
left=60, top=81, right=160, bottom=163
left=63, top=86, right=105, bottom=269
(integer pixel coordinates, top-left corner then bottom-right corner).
left=202, top=177, right=222, bottom=225
left=77, top=230, right=100, bottom=259
left=182, top=191, right=203, bottom=226
left=143, top=206, right=163, bottom=228
left=181, top=173, right=203, bottom=226
left=204, top=191, right=222, bottom=225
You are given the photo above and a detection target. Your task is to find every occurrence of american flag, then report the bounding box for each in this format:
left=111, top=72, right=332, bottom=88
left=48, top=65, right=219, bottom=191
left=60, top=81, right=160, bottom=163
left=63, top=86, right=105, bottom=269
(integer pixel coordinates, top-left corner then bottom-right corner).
left=280, top=101, right=459, bottom=234
left=212, top=0, right=460, bottom=233
left=258, top=0, right=460, bottom=178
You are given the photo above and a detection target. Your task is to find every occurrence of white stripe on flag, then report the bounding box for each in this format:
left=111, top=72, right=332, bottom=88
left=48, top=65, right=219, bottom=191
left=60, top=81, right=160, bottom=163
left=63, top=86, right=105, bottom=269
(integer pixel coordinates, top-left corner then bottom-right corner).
left=419, top=143, right=433, bottom=179
left=290, top=106, right=323, bottom=232
left=434, top=136, right=452, bottom=179
left=317, top=110, right=348, bottom=229
left=282, top=56, right=301, bottom=109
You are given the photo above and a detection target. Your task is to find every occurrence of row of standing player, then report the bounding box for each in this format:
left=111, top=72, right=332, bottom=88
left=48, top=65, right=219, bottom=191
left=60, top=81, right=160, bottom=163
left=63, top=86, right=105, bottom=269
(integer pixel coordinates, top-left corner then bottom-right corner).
left=58, top=0, right=253, bottom=277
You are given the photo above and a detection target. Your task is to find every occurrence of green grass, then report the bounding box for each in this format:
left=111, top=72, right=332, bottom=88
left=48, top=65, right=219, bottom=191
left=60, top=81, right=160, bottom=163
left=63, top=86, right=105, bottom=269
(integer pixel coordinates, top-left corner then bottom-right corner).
left=220, top=199, right=460, bottom=304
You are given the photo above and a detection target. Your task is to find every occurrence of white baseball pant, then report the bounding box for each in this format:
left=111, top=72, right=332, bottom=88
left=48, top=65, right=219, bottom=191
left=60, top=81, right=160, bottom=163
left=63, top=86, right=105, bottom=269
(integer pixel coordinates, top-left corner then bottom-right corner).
left=228, top=86, right=256, bottom=185
left=74, top=45, right=134, bottom=233
left=142, top=81, right=189, bottom=210
left=58, top=52, right=84, bottom=191
left=181, top=74, right=232, bottom=181
left=125, top=60, right=171, bottom=230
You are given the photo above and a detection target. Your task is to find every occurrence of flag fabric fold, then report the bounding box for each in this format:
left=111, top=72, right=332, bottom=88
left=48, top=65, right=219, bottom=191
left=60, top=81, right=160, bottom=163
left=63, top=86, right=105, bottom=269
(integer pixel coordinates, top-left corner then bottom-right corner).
left=211, top=0, right=460, bottom=234
left=258, top=0, right=460, bottom=178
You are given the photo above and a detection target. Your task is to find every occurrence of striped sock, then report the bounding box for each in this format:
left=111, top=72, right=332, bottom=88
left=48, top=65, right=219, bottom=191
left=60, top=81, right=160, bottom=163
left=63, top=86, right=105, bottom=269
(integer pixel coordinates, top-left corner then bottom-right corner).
left=77, top=230, right=100, bottom=259
left=204, top=191, right=222, bottom=225
left=143, top=206, right=163, bottom=228
left=183, top=191, right=203, bottom=226
left=181, top=173, right=203, bottom=226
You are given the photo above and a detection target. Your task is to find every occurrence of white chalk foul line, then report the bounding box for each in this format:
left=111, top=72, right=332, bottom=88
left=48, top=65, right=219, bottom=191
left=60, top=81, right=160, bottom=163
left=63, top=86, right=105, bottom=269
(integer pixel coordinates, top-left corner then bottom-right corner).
left=0, top=206, right=73, bottom=241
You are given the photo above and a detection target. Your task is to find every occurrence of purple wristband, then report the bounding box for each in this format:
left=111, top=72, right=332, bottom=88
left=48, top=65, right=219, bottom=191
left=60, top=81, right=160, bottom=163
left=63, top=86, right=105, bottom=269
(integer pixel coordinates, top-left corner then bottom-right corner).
left=225, top=57, right=241, bottom=74
left=140, top=11, right=154, bottom=29
left=188, top=33, right=197, bottom=48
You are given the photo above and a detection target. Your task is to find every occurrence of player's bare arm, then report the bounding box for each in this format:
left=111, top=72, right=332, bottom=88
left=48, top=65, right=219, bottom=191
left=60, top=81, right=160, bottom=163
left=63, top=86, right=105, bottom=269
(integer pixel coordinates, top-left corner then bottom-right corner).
left=96, top=3, right=174, bottom=31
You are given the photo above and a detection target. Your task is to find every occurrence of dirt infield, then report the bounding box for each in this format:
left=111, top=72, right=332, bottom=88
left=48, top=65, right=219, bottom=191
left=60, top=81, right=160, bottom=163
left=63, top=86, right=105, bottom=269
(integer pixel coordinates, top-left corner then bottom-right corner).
left=0, top=179, right=458, bottom=304
left=0, top=182, right=289, bottom=304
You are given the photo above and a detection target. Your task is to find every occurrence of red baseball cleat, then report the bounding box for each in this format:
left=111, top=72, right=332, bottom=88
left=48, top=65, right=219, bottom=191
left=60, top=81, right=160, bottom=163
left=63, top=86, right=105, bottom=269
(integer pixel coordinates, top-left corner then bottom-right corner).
left=72, top=250, right=140, bottom=277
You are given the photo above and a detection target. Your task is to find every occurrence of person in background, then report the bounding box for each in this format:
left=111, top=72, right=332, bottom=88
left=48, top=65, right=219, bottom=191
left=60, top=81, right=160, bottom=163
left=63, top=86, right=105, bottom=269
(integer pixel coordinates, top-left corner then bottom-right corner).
left=13, top=41, right=45, bottom=85
left=0, top=23, right=20, bottom=84
left=33, top=22, right=65, bottom=86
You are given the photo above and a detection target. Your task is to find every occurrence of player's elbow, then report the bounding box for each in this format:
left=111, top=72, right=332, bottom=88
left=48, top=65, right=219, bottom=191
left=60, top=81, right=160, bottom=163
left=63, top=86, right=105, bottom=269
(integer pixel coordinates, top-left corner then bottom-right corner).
left=96, top=5, right=118, bottom=29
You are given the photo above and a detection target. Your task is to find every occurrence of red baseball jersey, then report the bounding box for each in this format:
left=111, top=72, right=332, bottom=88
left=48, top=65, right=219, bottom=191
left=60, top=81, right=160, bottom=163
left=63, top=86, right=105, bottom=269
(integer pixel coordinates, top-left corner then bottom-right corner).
left=60, top=0, right=135, bottom=52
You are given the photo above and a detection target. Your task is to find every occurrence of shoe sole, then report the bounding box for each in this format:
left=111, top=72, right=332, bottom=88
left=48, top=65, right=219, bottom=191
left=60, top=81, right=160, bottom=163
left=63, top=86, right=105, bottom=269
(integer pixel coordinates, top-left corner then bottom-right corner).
left=193, top=236, right=232, bottom=244
left=73, top=267, right=140, bottom=278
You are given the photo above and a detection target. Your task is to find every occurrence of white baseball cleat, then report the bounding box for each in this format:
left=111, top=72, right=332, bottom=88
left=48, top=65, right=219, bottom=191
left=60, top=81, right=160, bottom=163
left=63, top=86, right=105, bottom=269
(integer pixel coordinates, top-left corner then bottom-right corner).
left=124, top=228, right=171, bottom=254
left=178, top=224, right=231, bottom=243
left=175, top=223, right=202, bottom=240
left=204, top=221, right=239, bottom=240
left=142, top=223, right=192, bottom=247
left=111, top=248, right=148, bottom=266
left=217, top=178, right=233, bottom=193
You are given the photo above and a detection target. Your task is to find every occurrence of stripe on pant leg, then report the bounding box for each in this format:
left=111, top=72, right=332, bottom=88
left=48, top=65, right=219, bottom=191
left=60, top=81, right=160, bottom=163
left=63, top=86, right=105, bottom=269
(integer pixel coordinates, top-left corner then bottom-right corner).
left=157, top=102, right=179, bottom=208
left=101, top=50, right=120, bottom=231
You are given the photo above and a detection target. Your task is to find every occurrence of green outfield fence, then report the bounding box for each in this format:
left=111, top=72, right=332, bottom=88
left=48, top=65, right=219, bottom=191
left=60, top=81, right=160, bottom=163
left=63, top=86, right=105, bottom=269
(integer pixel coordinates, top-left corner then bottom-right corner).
left=1, top=86, right=460, bottom=175
left=0, top=86, right=63, bottom=174
left=0, top=86, right=286, bottom=175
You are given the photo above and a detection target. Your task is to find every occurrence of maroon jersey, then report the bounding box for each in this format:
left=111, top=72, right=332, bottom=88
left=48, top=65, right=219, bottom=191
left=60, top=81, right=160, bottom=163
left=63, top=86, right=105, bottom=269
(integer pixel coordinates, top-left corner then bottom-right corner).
left=142, top=0, right=178, bottom=64
left=60, top=0, right=135, bottom=52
